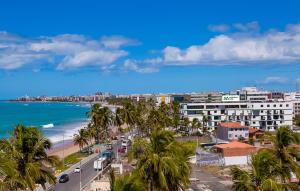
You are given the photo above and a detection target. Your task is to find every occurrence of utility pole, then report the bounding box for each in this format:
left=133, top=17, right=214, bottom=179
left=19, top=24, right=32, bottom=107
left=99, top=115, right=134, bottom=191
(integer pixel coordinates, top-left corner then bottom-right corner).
left=79, top=161, right=82, bottom=190
left=62, top=133, right=65, bottom=167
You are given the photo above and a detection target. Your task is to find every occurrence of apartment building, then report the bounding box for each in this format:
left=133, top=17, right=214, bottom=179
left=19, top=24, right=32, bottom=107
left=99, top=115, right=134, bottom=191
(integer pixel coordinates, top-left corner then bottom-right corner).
left=181, top=99, right=293, bottom=131
left=189, top=92, right=223, bottom=103
left=284, top=92, right=300, bottom=116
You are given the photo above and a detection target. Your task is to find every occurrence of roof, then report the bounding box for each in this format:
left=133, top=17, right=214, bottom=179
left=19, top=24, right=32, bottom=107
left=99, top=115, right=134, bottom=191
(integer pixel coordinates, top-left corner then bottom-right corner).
left=249, top=128, right=264, bottom=134
left=214, top=141, right=255, bottom=149
left=219, top=122, right=248, bottom=129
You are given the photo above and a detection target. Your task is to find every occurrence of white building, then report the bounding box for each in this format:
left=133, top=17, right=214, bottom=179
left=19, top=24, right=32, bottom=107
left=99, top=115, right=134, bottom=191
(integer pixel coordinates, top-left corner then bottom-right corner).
left=214, top=141, right=256, bottom=166
left=216, top=122, right=249, bottom=141
left=181, top=100, right=293, bottom=131
left=156, top=95, right=172, bottom=105
left=284, top=92, right=300, bottom=116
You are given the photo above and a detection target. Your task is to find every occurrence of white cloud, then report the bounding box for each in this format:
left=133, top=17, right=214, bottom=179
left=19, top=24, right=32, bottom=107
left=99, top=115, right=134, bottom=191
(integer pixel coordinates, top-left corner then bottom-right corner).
left=0, top=32, right=135, bottom=70
left=124, top=58, right=161, bottom=73
left=208, top=24, right=230, bottom=32
left=261, top=76, right=288, bottom=84
left=101, top=36, right=140, bottom=49
left=233, top=21, right=260, bottom=32
left=124, top=22, right=300, bottom=73
left=163, top=23, right=300, bottom=65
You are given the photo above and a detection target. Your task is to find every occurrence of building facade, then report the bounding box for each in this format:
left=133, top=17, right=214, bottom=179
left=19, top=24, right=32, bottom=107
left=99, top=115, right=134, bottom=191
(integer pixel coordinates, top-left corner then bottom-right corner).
left=181, top=101, right=293, bottom=131
left=216, top=122, right=249, bottom=141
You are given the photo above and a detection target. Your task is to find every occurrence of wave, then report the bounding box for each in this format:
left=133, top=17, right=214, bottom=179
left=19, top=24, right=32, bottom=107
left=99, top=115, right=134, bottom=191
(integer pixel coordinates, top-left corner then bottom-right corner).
left=42, top=123, right=54, bottom=128
left=46, top=121, right=89, bottom=144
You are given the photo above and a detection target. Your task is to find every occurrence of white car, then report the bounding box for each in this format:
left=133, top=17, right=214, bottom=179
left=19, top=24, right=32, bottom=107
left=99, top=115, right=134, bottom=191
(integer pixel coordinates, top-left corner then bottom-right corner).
left=74, top=167, right=81, bottom=173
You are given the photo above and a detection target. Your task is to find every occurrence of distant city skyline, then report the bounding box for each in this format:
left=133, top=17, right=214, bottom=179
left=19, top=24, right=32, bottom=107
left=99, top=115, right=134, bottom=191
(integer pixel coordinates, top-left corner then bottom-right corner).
left=1, top=0, right=300, bottom=99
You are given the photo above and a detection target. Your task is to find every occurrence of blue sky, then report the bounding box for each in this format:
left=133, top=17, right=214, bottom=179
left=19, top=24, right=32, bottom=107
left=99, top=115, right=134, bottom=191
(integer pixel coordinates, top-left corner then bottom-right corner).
left=1, top=0, right=300, bottom=99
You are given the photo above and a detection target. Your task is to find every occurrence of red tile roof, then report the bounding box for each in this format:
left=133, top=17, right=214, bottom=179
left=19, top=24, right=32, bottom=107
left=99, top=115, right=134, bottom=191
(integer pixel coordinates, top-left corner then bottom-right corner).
left=219, top=122, right=248, bottom=129
left=214, top=140, right=255, bottom=149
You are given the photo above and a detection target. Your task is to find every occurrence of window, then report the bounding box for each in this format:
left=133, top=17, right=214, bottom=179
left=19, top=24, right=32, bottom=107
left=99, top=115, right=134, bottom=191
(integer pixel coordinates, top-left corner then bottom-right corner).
left=214, top=110, right=217, bottom=113
left=273, top=104, right=276, bottom=107
left=267, top=104, right=270, bottom=107
left=260, top=105, right=263, bottom=107
left=235, top=135, right=238, bottom=137
left=253, top=121, right=256, bottom=124
left=280, top=104, right=282, bottom=107
left=245, top=133, right=248, bottom=137
left=286, top=104, right=289, bottom=107
left=229, top=134, right=232, bottom=138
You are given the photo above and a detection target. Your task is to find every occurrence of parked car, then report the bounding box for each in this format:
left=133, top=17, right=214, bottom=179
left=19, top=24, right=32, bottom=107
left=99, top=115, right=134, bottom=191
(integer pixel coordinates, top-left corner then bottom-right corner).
left=121, top=139, right=131, bottom=147
left=59, top=174, right=69, bottom=183
left=74, top=167, right=81, bottom=173
left=106, top=143, right=113, bottom=150
left=118, top=147, right=126, bottom=153
left=120, top=135, right=126, bottom=140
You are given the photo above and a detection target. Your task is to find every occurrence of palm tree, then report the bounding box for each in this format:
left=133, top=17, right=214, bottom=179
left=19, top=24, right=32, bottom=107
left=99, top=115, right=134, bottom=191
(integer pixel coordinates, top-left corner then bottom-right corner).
left=201, top=114, right=208, bottom=134
left=121, top=101, right=136, bottom=132
left=129, top=130, right=192, bottom=191
left=171, top=101, right=181, bottom=131
left=0, top=152, right=26, bottom=190
left=181, top=117, right=190, bottom=133
left=265, top=126, right=300, bottom=183
left=0, top=125, right=60, bottom=191
left=109, top=170, right=145, bottom=191
left=191, top=118, right=201, bottom=134
left=73, top=128, right=89, bottom=152
left=87, top=104, right=114, bottom=143
left=231, top=149, right=297, bottom=191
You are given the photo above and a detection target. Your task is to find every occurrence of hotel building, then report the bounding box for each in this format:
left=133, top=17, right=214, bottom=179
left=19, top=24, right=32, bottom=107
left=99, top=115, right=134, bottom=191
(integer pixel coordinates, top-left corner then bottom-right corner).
left=181, top=96, right=293, bottom=131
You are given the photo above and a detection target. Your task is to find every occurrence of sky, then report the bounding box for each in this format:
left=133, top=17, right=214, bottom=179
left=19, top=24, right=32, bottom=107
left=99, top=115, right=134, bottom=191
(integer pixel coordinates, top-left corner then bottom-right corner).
left=1, top=0, right=300, bottom=99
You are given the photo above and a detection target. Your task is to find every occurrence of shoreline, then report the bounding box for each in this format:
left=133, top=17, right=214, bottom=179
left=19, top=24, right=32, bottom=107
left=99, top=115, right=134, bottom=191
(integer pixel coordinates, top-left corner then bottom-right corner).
left=48, top=139, right=80, bottom=158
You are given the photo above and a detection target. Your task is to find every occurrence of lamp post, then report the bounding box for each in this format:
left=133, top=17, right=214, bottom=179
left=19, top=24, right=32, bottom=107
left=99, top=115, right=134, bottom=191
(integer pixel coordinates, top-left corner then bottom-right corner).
left=79, top=161, right=82, bottom=190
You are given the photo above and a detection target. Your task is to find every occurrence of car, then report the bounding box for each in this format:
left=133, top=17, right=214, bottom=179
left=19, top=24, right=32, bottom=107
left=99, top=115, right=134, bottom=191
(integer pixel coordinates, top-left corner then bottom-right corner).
left=121, top=139, right=131, bottom=147
left=59, top=174, right=69, bottom=183
left=120, top=135, right=126, bottom=140
left=74, top=167, right=81, bottom=173
left=118, top=147, right=126, bottom=153
left=106, top=143, right=113, bottom=150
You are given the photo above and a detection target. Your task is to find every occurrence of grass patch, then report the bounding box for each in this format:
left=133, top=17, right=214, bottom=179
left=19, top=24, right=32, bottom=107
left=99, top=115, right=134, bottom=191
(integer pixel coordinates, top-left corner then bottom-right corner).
left=56, top=152, right=89, bottom=172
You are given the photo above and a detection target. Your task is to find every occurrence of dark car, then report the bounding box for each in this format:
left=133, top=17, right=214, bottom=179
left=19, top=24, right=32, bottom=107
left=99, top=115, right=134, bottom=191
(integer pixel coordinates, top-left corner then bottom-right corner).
left=59, top=174, right=69, bottom=183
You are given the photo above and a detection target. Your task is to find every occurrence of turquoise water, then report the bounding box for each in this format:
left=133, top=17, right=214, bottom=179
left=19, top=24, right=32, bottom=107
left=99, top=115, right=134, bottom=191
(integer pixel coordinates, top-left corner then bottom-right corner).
left=0, top=101, right=90, bottom=143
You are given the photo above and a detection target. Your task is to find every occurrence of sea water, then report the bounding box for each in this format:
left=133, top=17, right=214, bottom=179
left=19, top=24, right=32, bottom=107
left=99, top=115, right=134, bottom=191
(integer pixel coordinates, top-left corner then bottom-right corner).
left=0, top=101, right=90, bottom=143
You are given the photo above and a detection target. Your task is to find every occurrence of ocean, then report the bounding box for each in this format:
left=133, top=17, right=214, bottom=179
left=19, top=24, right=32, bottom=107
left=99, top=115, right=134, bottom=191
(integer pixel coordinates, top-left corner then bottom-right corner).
left=0, top=101, right=91, bottom=143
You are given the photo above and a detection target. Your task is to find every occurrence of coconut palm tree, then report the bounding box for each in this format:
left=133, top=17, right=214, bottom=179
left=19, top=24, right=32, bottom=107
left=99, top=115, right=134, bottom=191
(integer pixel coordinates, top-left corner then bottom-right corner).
left=129, top=130, right=192, bottom=191
left=170, top=101, right=181, bottom=131
left=201, top=114, right=208, bottom=134
left=73, top=128, right=89, bottom=152
left=191, top=118, right=201, bottom=134
left=109, top=170, right=145, bottom=191
left=87, top=104, right=114, bottom=143
left=231, top=149, right=297, bottom=191
left=0, top=152, right=26, bottom=190
left=264, top=126, right=300, bottom=183
left=181, top=117, right=190, bottom=134
left=0, top=125, right=60, bottom=191
left=121, top=101, right=136, bottom=132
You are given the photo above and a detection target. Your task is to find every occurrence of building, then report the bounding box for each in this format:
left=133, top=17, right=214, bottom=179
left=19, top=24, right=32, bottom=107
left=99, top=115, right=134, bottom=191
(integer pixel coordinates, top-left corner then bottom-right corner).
left=216, top=122, right=249, bottom=141
left=156, top=95, right=172, bottom=105
left=214, top=141, right=256, bottom=166
left=181, top=100, right=293, bottom=131
left=189, top=92, right=223, bottom=103
left=248, top=128, right=264, bottom=141
left=284, top=92, right=300, bottom=116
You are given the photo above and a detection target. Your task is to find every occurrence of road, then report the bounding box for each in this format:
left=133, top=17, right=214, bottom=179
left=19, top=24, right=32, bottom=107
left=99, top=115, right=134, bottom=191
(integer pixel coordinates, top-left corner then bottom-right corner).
left=50, top=140, right=121, bottom=191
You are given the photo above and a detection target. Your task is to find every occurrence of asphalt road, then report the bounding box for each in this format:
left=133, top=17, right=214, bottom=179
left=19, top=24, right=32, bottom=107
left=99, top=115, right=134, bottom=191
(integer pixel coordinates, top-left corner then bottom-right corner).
left=50, top=140, right=121, bottom=191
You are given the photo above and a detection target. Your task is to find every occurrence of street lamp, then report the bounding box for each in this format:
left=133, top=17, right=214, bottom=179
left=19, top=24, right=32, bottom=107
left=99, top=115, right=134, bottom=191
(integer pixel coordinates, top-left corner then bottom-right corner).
left=79, top=161, right=82, bottom=190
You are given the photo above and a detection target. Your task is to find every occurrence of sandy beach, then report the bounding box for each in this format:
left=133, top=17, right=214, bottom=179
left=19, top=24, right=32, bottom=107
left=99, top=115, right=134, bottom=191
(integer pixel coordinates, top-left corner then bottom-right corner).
left=48, top=140, right=80, bottom=158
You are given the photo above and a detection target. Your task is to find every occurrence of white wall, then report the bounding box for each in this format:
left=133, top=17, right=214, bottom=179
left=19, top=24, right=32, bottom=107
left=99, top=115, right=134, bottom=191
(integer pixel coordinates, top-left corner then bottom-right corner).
left=224, top=156, right=250, bottom=166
